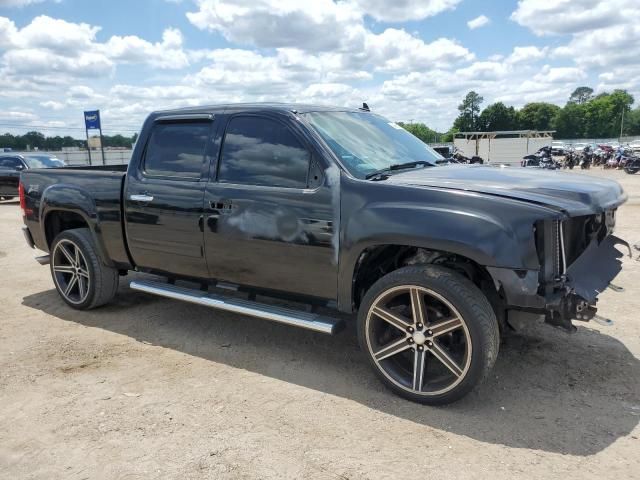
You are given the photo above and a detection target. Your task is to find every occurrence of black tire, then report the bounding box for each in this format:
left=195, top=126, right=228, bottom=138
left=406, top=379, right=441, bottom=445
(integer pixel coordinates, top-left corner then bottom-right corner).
left=1, top=196, right=14, bottom=201
left=357, top=265, right=499, bottom=405
left=625, top=169, right=638, bottom=175
left=50, top=228, right=119, bottom=309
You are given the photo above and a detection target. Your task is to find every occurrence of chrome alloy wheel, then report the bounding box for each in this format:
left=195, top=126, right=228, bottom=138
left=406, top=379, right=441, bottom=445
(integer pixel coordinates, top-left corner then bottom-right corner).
left=365, top=285, right=472, bottom=396
left=52, top=239, right=91, bottom=305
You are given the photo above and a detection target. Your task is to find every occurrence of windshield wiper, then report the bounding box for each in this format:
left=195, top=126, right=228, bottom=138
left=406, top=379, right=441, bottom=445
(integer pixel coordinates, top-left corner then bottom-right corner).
left=365, top=161, right=434, bottom=180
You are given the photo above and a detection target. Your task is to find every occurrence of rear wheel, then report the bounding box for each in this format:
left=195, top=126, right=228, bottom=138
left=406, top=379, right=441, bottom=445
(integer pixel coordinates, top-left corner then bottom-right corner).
left=358, top=266, right=499, bottom=405
left=50, top=228, right=118, bottom=309
left=0, top=196, right=14, bottom=201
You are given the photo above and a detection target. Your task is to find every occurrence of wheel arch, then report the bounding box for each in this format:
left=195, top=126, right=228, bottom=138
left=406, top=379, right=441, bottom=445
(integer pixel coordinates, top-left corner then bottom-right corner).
left=343, top=243, right=507, bottom=331
left=38, top=183, right=116, bottom=266
left=44, top=210, right=112, bottom=268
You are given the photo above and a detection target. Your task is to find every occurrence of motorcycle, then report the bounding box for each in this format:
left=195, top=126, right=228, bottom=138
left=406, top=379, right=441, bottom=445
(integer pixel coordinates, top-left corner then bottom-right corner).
left=564, top=150, right=577, bottom=169
left=522, top=146, right=559, bottom=169
left=604, top=156, right=619, bottom=169
left=452, top=151, right=483, bottom=164
left=580, top=150, right=592, bottom=170
left=624, top=155, right=640, bottom=174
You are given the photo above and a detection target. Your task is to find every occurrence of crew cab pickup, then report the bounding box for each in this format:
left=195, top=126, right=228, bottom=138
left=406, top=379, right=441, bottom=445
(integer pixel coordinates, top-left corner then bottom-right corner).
left=20, top=103, right=629, bottom=404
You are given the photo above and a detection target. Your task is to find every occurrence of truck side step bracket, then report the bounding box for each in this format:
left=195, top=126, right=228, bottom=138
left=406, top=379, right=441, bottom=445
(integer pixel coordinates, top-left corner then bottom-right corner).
left=129, top=280, right=344, bottom=335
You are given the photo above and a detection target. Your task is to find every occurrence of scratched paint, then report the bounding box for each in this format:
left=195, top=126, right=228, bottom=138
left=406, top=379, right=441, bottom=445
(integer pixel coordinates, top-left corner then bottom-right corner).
left=226, top=207, right=310, bottom=244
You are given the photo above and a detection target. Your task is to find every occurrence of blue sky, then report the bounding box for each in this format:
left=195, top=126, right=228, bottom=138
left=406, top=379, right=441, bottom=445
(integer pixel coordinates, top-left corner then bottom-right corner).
left=0, top=0, right=638, bottom=136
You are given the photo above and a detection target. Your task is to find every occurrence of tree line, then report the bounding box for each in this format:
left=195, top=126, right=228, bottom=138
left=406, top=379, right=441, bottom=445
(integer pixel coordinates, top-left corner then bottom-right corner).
left=0, top=131, right=139, bottom=151
left=401, top=87, right=640, bottom=143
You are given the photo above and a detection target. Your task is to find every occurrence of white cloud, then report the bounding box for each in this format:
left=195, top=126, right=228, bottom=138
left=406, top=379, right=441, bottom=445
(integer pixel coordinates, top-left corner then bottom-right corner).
left=186, top=0, right=364, bottom=52
left=352, top=0, right=461, bottom=22
left=0, top=16, right=17, bottom=47
left=467, top=15, right=490, bottom=30
left=0, top=14, right=197, bottom=86
left=0, top=110, right=37, bottom=120
left=553, top=23, right=640, bottom=68
left=510, top=0, right=640, bottom=101
left=4, top=48, right=113, bottom=77
left=506, top=45, right=547, bottom=64
left=363, top=29, right=473, bottom=72
left=0, top=0, right=50, bottom=7
left=40, top=100, right=65, bottom=110
left=511, top=0, right=635, bottom=36
left=104, top=28, right=190, bottom=69
left=15, top=15, right=101, bottom=52
left=533, top=65, right=586, bottom=83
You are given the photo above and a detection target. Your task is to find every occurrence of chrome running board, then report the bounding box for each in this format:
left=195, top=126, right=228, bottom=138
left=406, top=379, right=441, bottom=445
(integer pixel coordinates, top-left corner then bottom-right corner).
left=129, top=280, right=344, bottom=335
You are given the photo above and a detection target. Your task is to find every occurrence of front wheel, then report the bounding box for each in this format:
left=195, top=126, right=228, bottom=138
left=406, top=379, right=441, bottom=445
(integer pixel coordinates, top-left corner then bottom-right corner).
left=50, top=228, right=119, bottom=309
left=625, top=168, right=638, bottom=175
left=358, top=266, right=500, bottom=405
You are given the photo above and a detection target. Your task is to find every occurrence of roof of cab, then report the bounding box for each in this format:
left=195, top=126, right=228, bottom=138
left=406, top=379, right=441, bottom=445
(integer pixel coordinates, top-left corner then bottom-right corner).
left=150, top=102, right=364, bottom=117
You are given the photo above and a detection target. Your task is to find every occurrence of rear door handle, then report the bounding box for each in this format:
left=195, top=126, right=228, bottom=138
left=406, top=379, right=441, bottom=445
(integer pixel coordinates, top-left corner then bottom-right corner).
left=130, top=194, right=154, bottom=202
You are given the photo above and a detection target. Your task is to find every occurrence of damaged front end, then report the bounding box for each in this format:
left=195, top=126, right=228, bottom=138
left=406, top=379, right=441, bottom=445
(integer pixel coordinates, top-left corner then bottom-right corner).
left=490, top=210, right=631, bottom=333
left=541, top=212, right=630, bottom=332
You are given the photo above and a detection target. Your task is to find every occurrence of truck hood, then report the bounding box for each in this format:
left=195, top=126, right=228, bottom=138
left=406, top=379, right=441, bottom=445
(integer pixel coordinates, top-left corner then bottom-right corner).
left=383, top=164, right=627, bottom=215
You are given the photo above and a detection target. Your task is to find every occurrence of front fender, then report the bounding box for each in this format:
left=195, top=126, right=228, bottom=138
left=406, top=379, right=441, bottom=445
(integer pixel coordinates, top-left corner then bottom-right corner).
left=344, top=202, right=520, bottom=267
left=336, top=178, right=559, bottom=312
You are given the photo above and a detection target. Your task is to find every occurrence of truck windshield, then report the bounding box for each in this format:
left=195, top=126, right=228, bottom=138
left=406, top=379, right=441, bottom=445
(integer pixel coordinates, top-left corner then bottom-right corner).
left=302, top=111, right=443, bottom=179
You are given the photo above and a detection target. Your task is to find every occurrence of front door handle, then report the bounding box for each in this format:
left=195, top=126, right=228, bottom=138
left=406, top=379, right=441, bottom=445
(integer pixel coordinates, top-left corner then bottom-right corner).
left=130, top=194, right=154, bottom=202
left=210, top=200, right=234, bottom=214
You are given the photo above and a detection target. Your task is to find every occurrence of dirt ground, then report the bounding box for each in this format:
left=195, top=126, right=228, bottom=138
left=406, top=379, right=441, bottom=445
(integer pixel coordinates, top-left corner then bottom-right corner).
left=1, top=169, right=639, bottom=480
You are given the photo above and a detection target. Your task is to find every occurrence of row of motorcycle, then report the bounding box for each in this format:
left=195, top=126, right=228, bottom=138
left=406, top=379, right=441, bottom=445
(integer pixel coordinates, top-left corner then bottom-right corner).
left=522, top=146, right=640, bottom=174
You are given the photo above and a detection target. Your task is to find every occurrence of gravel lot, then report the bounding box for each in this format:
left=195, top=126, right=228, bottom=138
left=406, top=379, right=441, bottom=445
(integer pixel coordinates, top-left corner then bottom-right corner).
left=1, top=169, right=639, bottom=480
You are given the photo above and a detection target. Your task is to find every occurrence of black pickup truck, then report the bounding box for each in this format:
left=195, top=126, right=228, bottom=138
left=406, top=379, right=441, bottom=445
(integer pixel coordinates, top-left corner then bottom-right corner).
left=20, top=103, right=629, bottom=404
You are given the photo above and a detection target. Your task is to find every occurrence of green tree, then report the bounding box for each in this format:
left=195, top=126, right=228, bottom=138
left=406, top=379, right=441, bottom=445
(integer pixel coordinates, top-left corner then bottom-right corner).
left=0, top=131, right=137, bottom=151
left=584, top=90, right=634, bottom=138
left=453, top=91, right=483, bottom=132
left=553, top=102, right=587, bottom=139
left=569, top=86, right=594, bottom=105
left=23, top=131, right=46, bottom=150
left=477, top=102, right=518, bottom=131
left=517, top=103, right=561, bottom=130
left=442, top=127, right=459, bottom=143
left=624, top=107, right=640, bottom=136
left=397, top=122, right=440, bottom=143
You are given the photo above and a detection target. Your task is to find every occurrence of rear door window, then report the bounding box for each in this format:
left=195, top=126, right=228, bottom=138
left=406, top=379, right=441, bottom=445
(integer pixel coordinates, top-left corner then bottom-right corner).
left=219, top=116, right=310, bottom=188
left=144, top=122, right=211, bottom=178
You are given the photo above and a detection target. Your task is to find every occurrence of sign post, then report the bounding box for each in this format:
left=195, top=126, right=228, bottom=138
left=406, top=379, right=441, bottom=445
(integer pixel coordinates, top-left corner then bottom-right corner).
left=84, top=110, right=106, bottom=165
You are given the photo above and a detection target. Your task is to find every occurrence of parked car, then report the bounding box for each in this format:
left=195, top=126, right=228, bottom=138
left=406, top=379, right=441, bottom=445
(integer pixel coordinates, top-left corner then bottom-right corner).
left=629, top=140, right=640, bottom=153
left=571, top=142, right=588, bottom=153
left=550, top=141, right=566, bottom=156
left=19, top=103, right=629, bottom=405
left=0, top=153, right=65, bottom=200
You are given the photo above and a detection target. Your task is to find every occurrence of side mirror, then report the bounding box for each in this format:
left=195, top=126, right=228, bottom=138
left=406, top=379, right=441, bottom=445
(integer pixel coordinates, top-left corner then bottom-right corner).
left=15, top=164, right=25, bottom=171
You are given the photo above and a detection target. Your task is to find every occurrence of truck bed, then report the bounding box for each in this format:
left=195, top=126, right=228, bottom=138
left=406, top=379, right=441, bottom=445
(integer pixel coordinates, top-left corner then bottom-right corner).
left=21, top=167, right=130, bottom=268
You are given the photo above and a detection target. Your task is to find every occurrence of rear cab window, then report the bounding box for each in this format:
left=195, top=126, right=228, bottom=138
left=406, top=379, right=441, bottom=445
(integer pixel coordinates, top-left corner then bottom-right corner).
left=218, top=116, right=313, bottom=188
